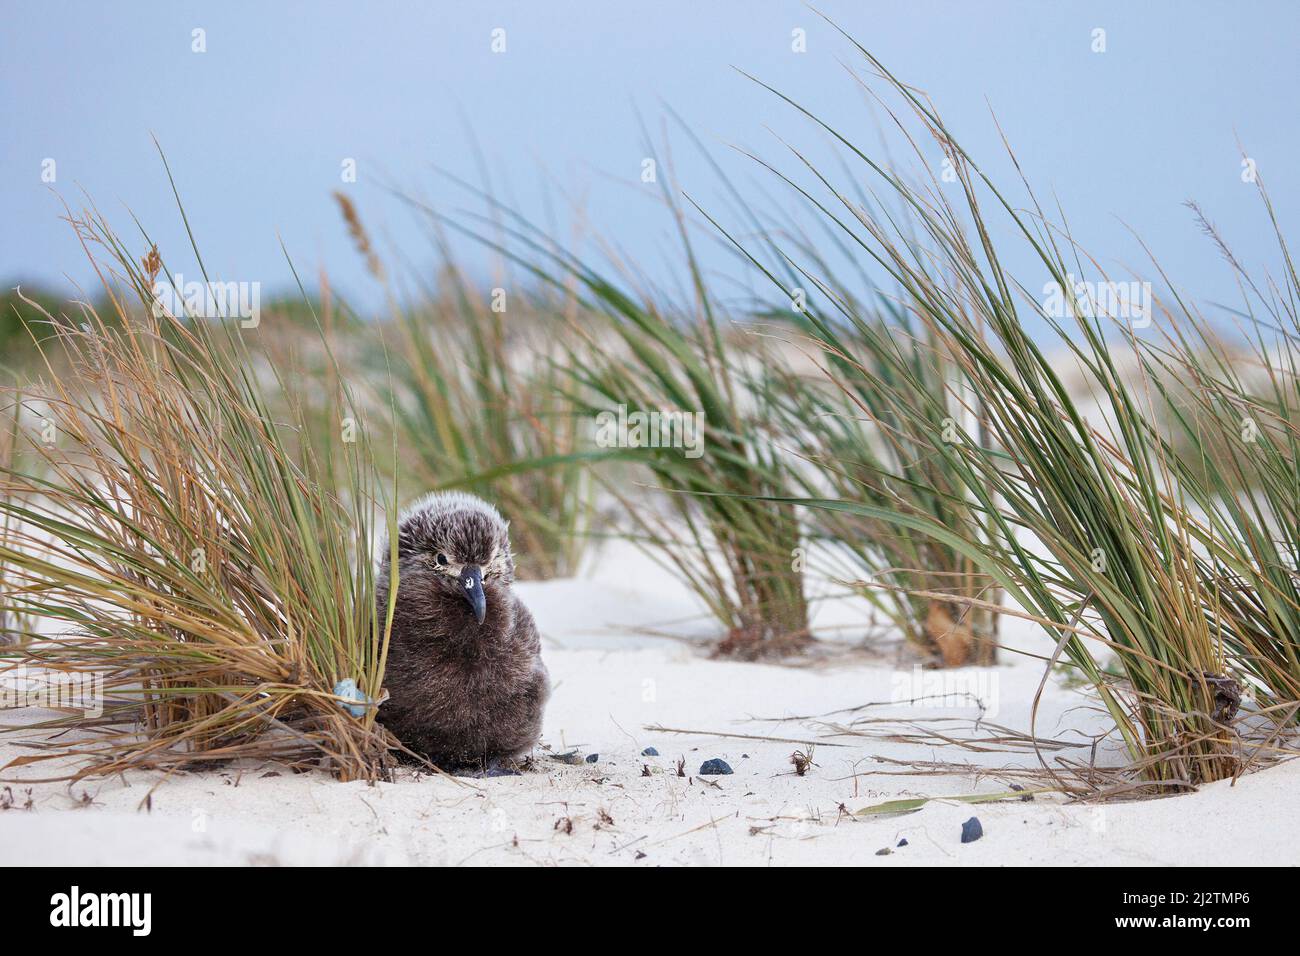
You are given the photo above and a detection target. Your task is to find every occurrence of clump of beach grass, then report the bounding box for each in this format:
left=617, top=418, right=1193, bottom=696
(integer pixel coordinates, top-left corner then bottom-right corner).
left=562, top=274, right=810, bottom=657
left=610, top=100, right=1003, bottom=664
left=758, top=274, right=1002, bottom=665
left=728, top=25, right=1281, bottom=787
left=0, top=191, right=399, bottom=782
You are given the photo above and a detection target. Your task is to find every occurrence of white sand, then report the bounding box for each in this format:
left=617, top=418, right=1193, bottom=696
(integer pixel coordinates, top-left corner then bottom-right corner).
left=2, top=542, right=1296, bottom=867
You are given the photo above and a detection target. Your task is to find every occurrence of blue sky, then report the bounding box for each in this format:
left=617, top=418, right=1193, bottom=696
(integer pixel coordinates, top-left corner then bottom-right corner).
left=2, top=1, right=1297, bottom=327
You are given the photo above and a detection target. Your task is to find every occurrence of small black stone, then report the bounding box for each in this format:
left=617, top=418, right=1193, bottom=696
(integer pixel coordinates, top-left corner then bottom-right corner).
left=585, top=753, right=599, bottom=763
left=699, top=758, right=733, bottom=776
left=641, top=747, right=659, bottom=756
left=961, top=816, right=983, bottom=843
left=897, top=838, right=908, bottom=847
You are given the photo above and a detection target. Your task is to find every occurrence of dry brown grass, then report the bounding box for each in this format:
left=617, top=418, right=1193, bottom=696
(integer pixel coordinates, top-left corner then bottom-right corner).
left=0, top=201, right=399, bottom=783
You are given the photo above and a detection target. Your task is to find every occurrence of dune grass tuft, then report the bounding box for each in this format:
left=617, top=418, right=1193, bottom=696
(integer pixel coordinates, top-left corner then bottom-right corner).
left=724, top=29, right=1296, bottom=786
left=0, top=199, right=399, bottom=782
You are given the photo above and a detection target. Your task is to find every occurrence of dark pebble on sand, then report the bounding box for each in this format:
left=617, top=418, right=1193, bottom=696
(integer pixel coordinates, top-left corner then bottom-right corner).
left=699, top=758, right=733, bottom=775
left=961, top=817, right=983, bottom=843
left=585, top=753, right=599, bottom=763
left=642, top=747, right=659, bottom=756
left=897, top=838, right=908, bottom=847
left=875, top=847, right=892, bottom=856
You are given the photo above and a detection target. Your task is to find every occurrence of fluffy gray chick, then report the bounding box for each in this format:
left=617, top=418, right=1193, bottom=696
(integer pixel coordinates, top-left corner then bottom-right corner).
left=376, top=491, right=550, bottom=771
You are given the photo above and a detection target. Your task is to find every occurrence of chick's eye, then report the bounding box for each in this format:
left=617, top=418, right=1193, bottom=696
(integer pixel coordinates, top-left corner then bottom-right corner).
left=435, top=553, right=449, bottom=566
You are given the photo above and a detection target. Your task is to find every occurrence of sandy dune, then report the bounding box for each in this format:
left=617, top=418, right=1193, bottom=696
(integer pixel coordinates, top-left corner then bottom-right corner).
left=2, top=542, right=1296, bottom=867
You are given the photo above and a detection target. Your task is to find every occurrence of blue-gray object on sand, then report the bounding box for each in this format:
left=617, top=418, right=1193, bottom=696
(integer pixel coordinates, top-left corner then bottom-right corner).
left=960, top=817, right=983, bottom=843
left=641, top=747, right=659, bottom=756
left=699, top=758, right=733, bottom=775
left=586, top=753, right=599, bottom=763
left=333, top=678, right=371, bottom=718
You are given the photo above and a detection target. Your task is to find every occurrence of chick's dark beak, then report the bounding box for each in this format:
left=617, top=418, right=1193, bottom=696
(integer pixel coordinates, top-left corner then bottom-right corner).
left=460, top=565, right=486, bottom=624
